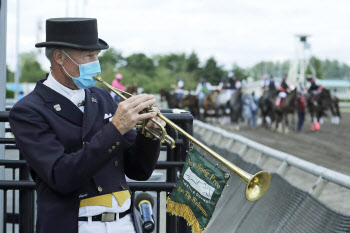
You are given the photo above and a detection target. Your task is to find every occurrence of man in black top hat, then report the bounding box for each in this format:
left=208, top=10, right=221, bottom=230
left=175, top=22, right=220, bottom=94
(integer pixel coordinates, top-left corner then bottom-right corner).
left=9, top=18, right=164, bottom=233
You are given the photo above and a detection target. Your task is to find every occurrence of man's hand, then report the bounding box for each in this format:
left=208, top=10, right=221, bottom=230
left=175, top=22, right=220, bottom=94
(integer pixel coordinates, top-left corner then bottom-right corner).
left=112, top=94, right=157, bottom=135
left=146, top=107, right=166, bottom=129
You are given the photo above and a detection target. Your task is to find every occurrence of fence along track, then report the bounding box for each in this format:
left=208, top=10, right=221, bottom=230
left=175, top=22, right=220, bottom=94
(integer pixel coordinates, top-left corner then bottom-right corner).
left=193, top=120, right=350, bottom=215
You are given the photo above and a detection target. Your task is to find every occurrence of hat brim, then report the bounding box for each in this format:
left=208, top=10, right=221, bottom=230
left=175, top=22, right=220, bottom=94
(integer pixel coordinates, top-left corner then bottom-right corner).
left=35, top=38, right=109, bottom=50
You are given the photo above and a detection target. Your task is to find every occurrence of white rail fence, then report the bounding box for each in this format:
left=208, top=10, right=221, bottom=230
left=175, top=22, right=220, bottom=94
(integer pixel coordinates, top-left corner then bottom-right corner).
left=194, top=120, right=350, bottom=198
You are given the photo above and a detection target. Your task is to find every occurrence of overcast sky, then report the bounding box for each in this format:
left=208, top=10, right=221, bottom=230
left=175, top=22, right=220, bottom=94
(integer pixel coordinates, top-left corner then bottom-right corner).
left=5, top=0, right=350, bottom=71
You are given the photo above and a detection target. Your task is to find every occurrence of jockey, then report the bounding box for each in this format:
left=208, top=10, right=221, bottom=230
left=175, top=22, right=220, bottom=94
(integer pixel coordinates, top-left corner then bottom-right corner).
left=261, top=74, right=270, bottom=92
left=175, top=76, right=184, bottom=106
left=112, top=73, right=126, bottom=91
left=218, top=77, right=231, bottom=90
left=268, top=75, right=277, bottom=92
left=228, top=72, right=242, bottom=90
left=306, top=75, right=320, bottom=93
left=306, top=75, right=322, bottom=105
left=111, top=73, right=125, bottom=103
left=195, top=78, right=213, bottom=108
left=275, top=76, right=289, bottom=107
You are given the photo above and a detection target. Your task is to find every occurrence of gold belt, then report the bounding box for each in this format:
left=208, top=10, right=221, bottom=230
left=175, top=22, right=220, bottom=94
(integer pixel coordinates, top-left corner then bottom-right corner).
left=79, top=190, right=131, bottom=208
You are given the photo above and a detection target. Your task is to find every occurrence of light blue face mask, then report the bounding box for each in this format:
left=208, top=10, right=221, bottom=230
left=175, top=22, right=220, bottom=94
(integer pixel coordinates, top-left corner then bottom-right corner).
left=61, top=50, right=101, bottom=89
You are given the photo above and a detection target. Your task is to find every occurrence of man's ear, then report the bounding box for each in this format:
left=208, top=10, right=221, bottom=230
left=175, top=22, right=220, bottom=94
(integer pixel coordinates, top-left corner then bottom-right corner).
left=53, top=49, right=64, bottom=66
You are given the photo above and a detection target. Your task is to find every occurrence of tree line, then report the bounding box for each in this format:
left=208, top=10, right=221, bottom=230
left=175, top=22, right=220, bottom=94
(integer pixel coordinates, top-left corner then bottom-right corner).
left=6, top=48, right=350, bottom=94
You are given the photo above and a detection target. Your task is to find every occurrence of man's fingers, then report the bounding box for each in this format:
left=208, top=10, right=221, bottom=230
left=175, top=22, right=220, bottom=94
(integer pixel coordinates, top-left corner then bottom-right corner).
left=137, top=112, right=157, bottom=121
left=127, top=94, right=155, bottom=110
left=133, top=98, right=156, bottom=113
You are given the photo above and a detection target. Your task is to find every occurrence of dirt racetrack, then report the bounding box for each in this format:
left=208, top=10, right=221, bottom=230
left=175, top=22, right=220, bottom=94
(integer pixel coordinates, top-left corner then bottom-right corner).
left=210, top=109, right=350, bottom=176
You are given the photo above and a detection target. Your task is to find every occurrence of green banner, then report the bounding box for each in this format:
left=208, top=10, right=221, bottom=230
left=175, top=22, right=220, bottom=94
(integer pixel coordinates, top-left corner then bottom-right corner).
left=167, top=148, right=229, bottom=233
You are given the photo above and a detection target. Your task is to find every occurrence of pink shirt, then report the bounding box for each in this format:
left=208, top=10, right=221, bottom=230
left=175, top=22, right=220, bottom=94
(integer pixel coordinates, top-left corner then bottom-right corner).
left=112, top=79, right=125, bottom=91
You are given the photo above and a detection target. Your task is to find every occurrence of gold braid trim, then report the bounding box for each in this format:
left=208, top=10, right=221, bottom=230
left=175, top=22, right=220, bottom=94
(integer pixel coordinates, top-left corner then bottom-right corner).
left=166, top=197, right=204, bottom=233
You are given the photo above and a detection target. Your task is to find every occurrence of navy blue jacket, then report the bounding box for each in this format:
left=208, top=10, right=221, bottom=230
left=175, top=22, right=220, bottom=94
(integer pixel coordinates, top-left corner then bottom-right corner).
left=9, top=79, right=160, bottom=233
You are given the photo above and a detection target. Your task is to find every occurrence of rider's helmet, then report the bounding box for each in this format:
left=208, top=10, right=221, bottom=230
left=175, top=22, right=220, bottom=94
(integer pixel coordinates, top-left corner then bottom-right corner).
left=306, top=75, right=314, bottom=82
left=115, top=73, right=123, bottom=80
left=228, top=71, right=235, bottom=79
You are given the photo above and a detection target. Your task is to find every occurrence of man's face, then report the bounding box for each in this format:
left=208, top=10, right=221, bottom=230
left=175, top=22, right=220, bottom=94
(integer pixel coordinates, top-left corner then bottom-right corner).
left=62, top=49, right=101, bottom=78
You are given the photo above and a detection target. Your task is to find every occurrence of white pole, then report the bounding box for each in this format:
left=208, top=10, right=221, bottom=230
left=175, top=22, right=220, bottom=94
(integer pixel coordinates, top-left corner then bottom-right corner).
left=0, top=0, right=8, bottom=230
left=66, top=0, right=69, bottom=17
left=14, top=0, right=20, bottom=100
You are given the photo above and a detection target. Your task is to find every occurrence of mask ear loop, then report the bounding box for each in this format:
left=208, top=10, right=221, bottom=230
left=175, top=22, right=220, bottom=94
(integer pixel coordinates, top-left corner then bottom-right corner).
left=61, top=50, right=79, bottom=78
left=62, top=50, right=80, bottom=66
left=61, top=65, right=76, bottom=78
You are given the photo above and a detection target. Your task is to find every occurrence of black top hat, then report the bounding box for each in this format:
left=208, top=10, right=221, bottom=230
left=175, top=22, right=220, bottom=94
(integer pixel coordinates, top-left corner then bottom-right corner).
left=35, top=18, right=109, bottom=50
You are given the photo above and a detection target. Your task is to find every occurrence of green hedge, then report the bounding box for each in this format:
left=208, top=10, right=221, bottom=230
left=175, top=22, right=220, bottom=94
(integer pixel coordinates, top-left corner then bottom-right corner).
left=6, top=89, right=14, bottom=98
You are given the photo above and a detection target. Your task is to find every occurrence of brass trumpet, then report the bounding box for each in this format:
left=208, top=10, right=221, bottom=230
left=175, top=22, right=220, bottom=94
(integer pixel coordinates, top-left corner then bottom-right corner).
left=93, top=74, right=271, bottom=201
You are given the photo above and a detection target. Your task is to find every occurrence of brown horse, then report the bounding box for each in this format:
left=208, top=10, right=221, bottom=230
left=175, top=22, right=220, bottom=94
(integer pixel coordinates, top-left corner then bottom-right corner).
left=199, top=92, right=216, bottom=121
left=126, top=85, right=138, bottom=95
left=182, top=94, right=199, bottom=118
left=273, top=89, right=297, bottom=133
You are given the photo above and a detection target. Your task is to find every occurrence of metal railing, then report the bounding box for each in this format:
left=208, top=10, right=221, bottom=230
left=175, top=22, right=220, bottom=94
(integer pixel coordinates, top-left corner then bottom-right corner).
left=0, top=109, right=194, bottom=233
left=194, top=120, right=350, bottom=197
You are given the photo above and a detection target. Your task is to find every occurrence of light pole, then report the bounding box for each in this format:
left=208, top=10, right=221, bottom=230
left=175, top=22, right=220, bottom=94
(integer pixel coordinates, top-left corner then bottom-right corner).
left=288, top=35, right=315, bottom=89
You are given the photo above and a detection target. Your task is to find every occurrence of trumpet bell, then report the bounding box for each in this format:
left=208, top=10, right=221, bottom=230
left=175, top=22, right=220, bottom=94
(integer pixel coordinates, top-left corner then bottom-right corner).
left=245, top=171, right=271, bottom=201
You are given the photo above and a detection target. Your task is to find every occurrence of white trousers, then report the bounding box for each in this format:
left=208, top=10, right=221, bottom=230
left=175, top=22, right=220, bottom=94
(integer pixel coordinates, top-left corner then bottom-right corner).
left=78, top=214, right=136, bottom=233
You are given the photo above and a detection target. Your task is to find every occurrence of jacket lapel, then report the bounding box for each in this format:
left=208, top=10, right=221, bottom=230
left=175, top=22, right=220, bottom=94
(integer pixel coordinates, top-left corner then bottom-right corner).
left=82, top=89, right=99, bottom=140
left=35, top=80, right=83, bottom=126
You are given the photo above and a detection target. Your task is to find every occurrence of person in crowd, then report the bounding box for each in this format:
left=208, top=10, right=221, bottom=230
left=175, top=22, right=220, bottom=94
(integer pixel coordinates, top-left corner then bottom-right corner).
left=195, top=78, right=212, bottom=108
left=9, top=17, right=165, bottom=233
left=111, top=73, right=125, bottom=103
left=247, top=91, right=259, bottom=128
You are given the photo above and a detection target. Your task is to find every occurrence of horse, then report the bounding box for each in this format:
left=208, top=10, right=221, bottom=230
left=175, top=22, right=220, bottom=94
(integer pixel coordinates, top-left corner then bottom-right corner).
left=273, top=89, right=297, bottom=133
left=182, top=94, right=199, bottom=119
left=258, top=90, right=277, bottom=128
left=330, top=95, right=341, bottom=125
left=159, top=89, right=179, bottom=109
left=213, top=89, right=233, bottom=122
left=307, top=88, right=333, bottom=131
left=229, top=89, right=243, bottom=124
left=126, top=85, right=138, bottom=95
left=199, top=91, right=216, bottom=121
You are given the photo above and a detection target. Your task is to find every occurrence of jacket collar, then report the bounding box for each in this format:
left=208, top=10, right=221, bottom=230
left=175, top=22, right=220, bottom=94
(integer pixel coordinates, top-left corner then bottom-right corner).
left=35, top=79, right=84, bottom=126
left=34, top=79, right=100, bottom=139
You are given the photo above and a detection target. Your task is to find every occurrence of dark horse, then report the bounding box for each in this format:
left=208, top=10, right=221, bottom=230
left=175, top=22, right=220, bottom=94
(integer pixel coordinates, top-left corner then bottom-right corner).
left=258, top=90, right=277, bottom=128
left=159, top=89, right=179, bottom=108
left=229, top=89, right=243, bottom=124
left=273, top=89, right=297, bottom=133
left=308, top=88, right=339, bottom=131
left=330, top=95, right=341, bottom=124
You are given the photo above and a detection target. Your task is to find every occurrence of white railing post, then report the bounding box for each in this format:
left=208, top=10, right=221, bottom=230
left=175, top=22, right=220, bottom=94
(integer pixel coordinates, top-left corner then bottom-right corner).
left=309, top=176, right=328, bottom=197
left=238, top=144, right=248, bottom=157
left=277, top=160, right=290, bottom=176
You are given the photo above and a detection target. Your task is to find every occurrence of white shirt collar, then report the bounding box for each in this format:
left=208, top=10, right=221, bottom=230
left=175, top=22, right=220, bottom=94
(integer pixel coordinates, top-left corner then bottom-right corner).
left=43, top=72, right=85, bottom=111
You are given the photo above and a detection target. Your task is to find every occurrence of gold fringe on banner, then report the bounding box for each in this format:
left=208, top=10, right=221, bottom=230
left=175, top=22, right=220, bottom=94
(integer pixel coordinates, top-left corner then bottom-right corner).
left=166, top=197, right=204, bottom=233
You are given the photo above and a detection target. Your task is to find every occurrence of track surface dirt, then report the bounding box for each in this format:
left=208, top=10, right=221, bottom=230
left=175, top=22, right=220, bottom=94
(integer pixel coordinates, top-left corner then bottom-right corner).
left=211, top=110, right=350, bottom=176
